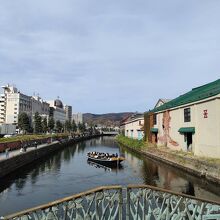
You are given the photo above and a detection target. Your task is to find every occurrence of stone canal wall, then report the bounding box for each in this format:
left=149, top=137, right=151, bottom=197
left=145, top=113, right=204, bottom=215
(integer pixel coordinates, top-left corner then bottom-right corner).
left=0, top=135, right=101, bottom=179
left=118, top=141, right=220, bottom=185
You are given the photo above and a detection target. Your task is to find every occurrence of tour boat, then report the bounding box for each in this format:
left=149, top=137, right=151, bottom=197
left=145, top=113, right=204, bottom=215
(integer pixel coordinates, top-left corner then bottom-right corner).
left=87, top=152, right=125, bottom=167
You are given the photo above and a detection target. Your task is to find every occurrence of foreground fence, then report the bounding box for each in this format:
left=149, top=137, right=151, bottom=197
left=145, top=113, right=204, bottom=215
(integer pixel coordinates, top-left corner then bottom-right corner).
left=3, top=185, right=220, bottom=220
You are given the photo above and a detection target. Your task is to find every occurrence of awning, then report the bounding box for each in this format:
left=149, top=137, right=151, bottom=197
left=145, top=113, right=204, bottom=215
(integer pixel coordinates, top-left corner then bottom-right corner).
left=178, top=127, right=195, bottom=134
left=150, top=128, right=158, bottom=133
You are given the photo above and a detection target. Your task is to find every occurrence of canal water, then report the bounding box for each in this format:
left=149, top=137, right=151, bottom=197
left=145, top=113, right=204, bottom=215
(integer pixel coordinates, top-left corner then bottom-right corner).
left=0, top=136, right=220, bottom=216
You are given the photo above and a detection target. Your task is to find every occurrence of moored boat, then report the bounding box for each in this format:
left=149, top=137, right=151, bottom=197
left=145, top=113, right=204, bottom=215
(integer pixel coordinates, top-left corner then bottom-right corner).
left=87, top=152, right=125, bottom=167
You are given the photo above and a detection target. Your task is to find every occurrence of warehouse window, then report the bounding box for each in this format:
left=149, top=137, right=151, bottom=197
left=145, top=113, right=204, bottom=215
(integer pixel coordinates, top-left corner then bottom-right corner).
left=184, top=108, right=191, bottom=122
left=153, top=114, right=157, bottom=125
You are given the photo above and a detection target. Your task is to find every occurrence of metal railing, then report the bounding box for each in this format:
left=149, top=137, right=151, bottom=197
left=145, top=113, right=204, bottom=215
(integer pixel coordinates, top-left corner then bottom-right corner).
left=3, top=185, right=220, bottom=220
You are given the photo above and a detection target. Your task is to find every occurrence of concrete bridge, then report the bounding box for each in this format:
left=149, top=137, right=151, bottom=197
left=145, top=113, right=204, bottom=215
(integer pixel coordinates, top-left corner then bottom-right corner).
left=102, top=131, right=119, bottom=135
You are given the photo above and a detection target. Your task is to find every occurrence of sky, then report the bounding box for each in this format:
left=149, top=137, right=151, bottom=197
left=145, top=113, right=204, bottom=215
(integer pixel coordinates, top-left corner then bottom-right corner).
left=0, top=0, right=220, bottom=114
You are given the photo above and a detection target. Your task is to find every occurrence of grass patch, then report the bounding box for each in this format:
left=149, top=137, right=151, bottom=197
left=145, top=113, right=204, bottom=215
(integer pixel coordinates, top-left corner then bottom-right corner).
left=116, top=135, right=145, bottom=148
left=0, top=133, right=69, bottom=143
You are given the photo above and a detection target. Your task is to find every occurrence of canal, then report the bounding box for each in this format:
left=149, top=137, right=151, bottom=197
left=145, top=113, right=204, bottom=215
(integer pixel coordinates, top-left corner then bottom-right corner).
left=0, top=136, right=220, bottom=216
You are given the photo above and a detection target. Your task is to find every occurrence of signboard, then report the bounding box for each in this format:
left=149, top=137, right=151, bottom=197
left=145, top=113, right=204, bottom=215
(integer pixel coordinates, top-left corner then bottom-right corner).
left=203, top=110, right=208, bottom=118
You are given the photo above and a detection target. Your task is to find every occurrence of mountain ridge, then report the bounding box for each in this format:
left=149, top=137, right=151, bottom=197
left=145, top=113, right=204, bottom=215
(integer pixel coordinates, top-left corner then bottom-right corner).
left=83, top=112, right=134, bottom=126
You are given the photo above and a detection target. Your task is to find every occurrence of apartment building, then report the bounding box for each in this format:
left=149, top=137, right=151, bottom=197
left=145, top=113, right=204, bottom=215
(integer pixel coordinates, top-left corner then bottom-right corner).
left=0, top=94, right=5, bottom=124
left=2, top=85, right=32, bottom=124
left=0, top=84, right=50, bottom=126
left=65, top=105, right=72, bottom=122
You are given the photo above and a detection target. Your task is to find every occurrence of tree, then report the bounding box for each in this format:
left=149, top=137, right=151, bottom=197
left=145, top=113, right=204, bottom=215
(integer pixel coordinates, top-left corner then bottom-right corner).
left=82, top=122, right=86, bottom=132
left=42, top=118, right=48, bottom=133
left=72, top=119, right=77, bottom=132
left=78, top=122, right=82, bottom=132
left=78, top=122, right=86, bottom=133
left=56, top=120, right=63, bottom=133
left=18, top=112, right=31, bottom=134
left=64, top=120, right=72, bottom=133
left=34, top=112, right=42, bottom=134
left=48, top=117, right=55, bottom=131
left=88, top=126, right=94, bottom=135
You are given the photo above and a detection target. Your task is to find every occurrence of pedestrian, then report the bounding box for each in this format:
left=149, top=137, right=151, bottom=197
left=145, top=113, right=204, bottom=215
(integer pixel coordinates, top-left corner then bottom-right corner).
left=34, top=141, right=38, bottom=149
left=23, top=142, right=27, bottom=152
left=5, top=147, right=9, bottom=158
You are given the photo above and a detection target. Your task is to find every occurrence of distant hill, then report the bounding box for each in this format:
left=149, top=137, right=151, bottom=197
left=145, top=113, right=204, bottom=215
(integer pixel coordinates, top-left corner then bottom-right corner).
left=83, top=112, right=134, bottom=127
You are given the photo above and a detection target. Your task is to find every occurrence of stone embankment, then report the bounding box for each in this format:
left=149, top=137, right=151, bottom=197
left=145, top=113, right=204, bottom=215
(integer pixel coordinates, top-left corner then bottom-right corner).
left=118, top=140, right=220, bottom=185
left=0, top=134, right=101, bottom=179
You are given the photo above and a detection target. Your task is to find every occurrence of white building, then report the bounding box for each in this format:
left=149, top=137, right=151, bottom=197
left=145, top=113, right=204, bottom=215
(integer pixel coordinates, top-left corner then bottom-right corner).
left=123, top=114, right=144, bottom=140
left=0, top=84, right=50, bottom=126
left=2, top=85, right=32, bottom=124
left=72, top=112, right=83, bottom=124
left=147, top=79, right=220, bottom=158
left=48, top=99, right=66, bottom=124
left=0, top=94, right=6, bottom=124
left=31, top=96, right=49, bottom=119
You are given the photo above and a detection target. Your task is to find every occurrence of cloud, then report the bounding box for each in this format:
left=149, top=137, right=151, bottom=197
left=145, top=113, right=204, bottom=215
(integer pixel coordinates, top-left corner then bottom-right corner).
left=0, top=0, right=220, bottom=113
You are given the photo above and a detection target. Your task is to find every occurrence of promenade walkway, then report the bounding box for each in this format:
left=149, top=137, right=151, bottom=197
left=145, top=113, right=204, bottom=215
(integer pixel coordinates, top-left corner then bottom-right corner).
left=0, top=141, right=59, bottom=161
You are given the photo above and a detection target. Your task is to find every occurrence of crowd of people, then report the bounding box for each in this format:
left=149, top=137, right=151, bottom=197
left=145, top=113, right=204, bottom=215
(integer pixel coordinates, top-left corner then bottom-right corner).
left=87, top=151, right=118, bottom=159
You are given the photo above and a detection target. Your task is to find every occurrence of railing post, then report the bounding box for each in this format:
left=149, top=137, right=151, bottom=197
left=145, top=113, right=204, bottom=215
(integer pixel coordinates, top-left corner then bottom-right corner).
left=64, top=203, right=68, bottom=220
left=119, top=188, right=123, bottom=220
left=126, top=187, right=130, bottom=220
left=143, top=189, right=146, bottom=220
left=95, top=191, right=100, bottom=220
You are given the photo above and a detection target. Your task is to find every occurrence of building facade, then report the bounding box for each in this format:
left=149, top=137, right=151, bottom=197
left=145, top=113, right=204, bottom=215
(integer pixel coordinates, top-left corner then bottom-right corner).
left=2, top=85, right=32, bottom=124
left=65, top=105, right=72, bottom=122
left=31, top=96, right=50, bottom=119
left=123, top=114, right=144, bottom=140
left=0, top=94, right=6, bottom=124
left=0, top=85, right=50, bottom=127
left=48, top=99, right=66, bottom=124
left=72, top=112, right=83, bottom=124
left=146, top=79, right=220, bottom=158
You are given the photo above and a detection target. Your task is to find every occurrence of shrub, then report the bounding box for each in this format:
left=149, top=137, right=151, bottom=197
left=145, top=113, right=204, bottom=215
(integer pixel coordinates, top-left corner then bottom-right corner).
left=116, top=135, right=145, bottom=148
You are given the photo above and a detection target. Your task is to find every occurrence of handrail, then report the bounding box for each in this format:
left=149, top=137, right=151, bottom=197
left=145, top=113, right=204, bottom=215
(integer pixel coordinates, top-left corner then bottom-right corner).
left=127, top=184, right=220, bottom=205
left=4, top=185, right=122, bottom=219
left=3, top=184, right=220, bottom=220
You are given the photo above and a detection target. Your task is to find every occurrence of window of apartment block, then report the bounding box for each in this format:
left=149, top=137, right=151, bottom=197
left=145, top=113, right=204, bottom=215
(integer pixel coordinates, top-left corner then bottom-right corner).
left=153, top=114, right=157, bottom=125
left=184, top=108, right=191, bottom=122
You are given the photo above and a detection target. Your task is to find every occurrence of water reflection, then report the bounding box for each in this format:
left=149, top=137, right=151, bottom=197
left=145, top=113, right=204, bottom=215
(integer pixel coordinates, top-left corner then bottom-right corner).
left=121, top=145, right=220, bottom=200
left=87, top=160, right=123, bottom=173
left=0, top=136, right=219, bottom=216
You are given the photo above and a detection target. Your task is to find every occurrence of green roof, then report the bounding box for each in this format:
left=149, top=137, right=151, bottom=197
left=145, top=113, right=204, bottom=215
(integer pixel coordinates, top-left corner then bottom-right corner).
left=178, top=127, right=195, bottom=134
left=150, top=128, right=158, bottom=133
left=152, top=79, right=220, bottom=113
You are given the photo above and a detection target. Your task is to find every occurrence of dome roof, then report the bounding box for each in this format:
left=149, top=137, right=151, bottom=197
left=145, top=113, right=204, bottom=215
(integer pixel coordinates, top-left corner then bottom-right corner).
left=54, top=99, right=63, bottom=108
